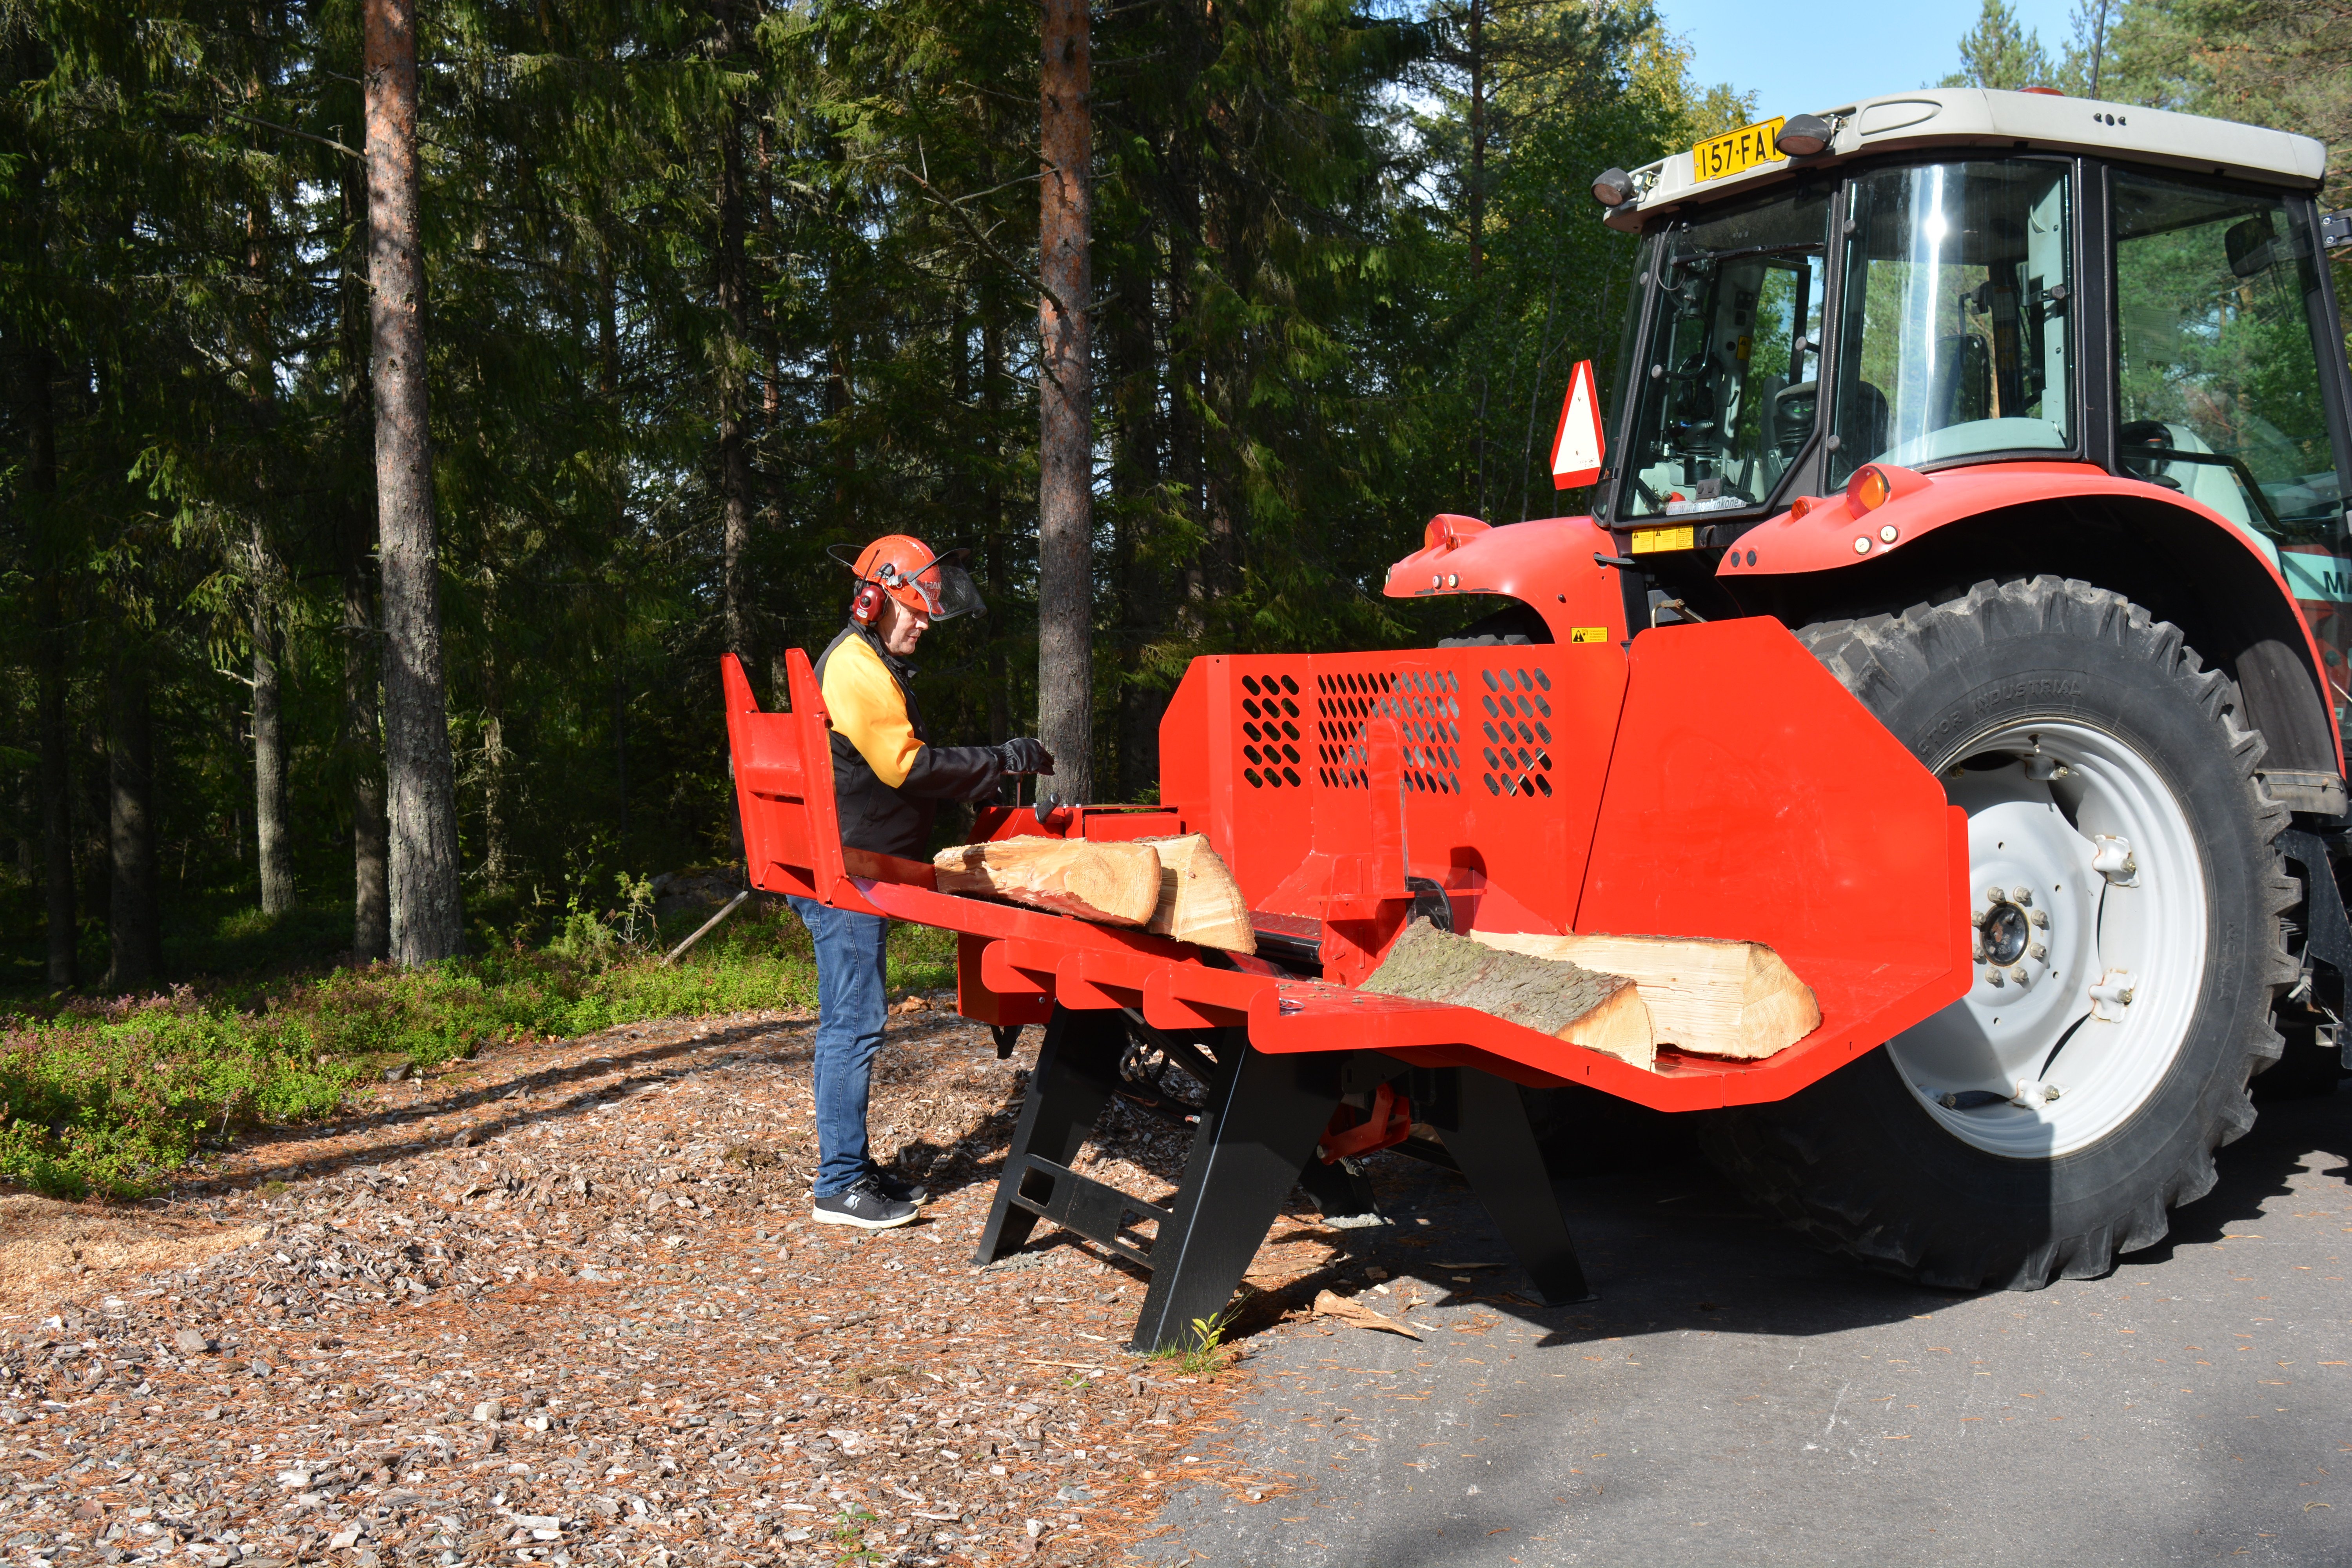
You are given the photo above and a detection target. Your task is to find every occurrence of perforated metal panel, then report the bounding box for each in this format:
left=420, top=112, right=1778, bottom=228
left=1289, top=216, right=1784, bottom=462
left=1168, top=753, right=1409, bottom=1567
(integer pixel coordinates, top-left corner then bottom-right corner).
left=1237, top=670, right=1305, bottom=789
left=1316, top=669, right=1463, bottom=795
left=1165, top=644, right=1631, bottom=934
left=1475, top=665, right=1555, bottom=799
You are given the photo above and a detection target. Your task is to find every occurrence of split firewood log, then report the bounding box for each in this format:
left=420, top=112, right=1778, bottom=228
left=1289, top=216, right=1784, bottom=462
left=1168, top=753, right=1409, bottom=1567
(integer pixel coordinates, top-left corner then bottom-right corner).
left=1136, top=834, right=1256, bottom=954
left=1362, top=918, right=1654, bottom=1069
left=1469, top=930, right=1818, bottom=1060
left=931, top=836, right=1162, bottom=927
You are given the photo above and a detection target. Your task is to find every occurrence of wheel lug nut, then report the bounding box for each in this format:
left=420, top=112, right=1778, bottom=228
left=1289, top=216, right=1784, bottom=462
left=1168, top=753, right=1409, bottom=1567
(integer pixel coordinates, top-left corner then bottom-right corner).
left=1982, top=886, right=2004, bottom=906
left=2029, top=909, right=2049, bottom=928
left=2010, top=887, right=2032, bottom=906
left=1987, top=969, right=2005, bottom=987
left=2008, top=965, right=2029, bottom=985
left=2028, top=943, right=2047, bottom=961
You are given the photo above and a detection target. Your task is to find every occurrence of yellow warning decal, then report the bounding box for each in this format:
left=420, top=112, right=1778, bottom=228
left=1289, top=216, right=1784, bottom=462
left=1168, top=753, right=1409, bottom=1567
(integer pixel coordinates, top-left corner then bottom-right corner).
left=1630, top=524, right=1695, bottom=553
left=1569, top=626, right=1609, bottom=644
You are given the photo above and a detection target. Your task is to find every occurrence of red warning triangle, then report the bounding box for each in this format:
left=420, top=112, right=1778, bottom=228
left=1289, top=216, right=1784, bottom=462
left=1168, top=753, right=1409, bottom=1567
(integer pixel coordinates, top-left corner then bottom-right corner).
left=1550, top=359, right=1605, bottom=490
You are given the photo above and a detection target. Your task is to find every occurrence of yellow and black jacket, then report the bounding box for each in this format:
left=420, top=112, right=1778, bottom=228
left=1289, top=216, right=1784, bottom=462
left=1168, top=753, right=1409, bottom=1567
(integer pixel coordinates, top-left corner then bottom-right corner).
left=815, top=622, right=1005, bottom=858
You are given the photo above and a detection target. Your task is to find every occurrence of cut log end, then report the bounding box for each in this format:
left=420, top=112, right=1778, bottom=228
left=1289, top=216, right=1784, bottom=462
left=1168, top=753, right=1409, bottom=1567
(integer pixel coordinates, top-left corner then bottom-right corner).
left=1136, top=834, right=1256, bottom=955
left=1468, top=929, right=1818, bottom=1060
left=1363, top=919, right=1655, bottom=1069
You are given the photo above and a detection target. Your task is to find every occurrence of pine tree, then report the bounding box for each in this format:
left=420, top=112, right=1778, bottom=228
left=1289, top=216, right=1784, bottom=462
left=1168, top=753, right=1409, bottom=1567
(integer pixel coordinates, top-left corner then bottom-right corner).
left=365, top=0, right=465, bottom=963
left=1944, top=0, right=2057, bottom=89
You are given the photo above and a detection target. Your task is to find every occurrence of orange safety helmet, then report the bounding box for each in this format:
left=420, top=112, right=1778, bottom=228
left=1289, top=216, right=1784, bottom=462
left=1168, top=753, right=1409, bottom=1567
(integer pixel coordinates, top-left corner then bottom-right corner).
left=829, top=535, right=985, bottom=624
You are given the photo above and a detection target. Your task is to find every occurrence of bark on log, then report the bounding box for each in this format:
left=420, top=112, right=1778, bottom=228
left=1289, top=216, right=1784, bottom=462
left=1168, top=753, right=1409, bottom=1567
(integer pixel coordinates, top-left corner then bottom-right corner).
left=1470, top=930, right=1818, bottom=1060
left=933, top=836, right=1161, bottom=926
left=1364, top=919, right=1653, bottom=1069
left=1138, top=834, right=1255, bottom=954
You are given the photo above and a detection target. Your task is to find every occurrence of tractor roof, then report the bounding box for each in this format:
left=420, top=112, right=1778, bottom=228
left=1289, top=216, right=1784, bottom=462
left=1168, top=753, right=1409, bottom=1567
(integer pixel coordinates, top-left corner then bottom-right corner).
left=1609, top=87, right=2327, bottom=231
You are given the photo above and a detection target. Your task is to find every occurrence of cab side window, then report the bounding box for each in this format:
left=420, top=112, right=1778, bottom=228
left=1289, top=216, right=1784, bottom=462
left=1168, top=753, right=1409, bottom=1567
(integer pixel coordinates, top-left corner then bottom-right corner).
left=2112, top=171, right=2348, bottom=553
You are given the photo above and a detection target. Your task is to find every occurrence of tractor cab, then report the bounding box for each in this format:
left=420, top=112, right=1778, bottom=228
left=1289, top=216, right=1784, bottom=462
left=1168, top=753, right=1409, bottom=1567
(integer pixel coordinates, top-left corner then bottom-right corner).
left=1587, top=89, right=2352, bottom=750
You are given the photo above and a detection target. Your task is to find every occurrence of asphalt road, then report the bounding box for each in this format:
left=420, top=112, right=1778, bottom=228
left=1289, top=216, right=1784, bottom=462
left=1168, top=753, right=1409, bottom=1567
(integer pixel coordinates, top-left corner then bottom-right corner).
left=1135, top=1082, right=2351, bottom=1567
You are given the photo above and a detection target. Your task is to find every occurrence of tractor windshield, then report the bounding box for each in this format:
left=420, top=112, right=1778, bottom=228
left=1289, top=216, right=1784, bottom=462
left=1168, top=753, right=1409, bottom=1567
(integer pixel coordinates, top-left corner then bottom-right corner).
left=1619, top=186, right=1832, bottom=519
left=1829, top=159, right=2076, bottom=483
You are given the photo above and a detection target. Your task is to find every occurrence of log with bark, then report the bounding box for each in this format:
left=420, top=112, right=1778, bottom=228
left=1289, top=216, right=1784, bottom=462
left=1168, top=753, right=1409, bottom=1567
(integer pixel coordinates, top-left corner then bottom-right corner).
left=1469, top=929, right=1818, bottom=1060
left=1137, top=833, right=1256, bottom=954
left=1363, top=918, right=1655, bottom=1069
left=932, top=836, right=1162, bottom=926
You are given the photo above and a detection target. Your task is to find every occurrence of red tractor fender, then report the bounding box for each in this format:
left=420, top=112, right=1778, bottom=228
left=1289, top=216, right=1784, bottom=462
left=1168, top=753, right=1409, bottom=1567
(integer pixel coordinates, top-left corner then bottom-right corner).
left=1717, top=461, right=2347, bottom=770
left=1385, top=513, right=1629, bottom=644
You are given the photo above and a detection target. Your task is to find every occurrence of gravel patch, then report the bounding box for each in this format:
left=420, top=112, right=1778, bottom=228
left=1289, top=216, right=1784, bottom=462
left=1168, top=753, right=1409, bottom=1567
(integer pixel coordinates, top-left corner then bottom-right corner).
left=0, top=999, right=1368, bottom=1566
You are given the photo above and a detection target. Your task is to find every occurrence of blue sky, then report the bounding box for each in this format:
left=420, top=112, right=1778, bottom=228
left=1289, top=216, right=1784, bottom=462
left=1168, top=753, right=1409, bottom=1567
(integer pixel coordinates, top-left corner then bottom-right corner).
left=1657, top=0, right=2089, bottom=116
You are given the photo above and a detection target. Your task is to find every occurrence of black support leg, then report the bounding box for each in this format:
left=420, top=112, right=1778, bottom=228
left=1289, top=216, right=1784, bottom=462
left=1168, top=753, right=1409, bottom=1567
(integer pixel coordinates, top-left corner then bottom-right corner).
left=975, top=1005, right=1127, bottom=1264
left=1436, top=1069, right=1597, bottom=1306
left=1296, top=1152, right=1381, bottom=1223
left=1127, top=1037, right=1341, bottom=1353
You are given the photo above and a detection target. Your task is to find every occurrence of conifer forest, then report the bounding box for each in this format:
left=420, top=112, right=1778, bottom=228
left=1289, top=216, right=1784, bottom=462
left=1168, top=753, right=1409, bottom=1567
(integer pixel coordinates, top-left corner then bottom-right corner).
left=1, top=0, right=2344, bottom=996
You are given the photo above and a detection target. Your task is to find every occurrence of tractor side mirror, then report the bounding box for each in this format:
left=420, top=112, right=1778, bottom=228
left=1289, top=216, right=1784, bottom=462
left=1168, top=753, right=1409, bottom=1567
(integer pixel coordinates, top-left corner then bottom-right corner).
left=2225, top=215, right=2278, bottom=279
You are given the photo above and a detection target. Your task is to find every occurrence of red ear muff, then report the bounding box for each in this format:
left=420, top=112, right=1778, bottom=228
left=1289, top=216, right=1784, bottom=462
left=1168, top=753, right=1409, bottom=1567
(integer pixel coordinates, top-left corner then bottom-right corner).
left=851, top=583, right=883, bottom=624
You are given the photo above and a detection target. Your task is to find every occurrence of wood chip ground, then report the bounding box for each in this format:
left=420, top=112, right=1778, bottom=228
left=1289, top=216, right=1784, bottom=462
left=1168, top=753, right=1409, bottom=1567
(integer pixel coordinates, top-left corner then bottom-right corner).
left=0, top=1002, right=1376, bottom=1565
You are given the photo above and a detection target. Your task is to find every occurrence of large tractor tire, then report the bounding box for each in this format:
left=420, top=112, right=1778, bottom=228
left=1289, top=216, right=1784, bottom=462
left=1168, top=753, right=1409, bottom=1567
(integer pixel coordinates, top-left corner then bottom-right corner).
left=1695, top=577, right=2296, bottom=1290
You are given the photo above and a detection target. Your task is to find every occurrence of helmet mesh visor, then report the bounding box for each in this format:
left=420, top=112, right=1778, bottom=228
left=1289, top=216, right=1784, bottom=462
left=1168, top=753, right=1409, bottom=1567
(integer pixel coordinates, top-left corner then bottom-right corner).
left=910, top=559, right=984, bottom=620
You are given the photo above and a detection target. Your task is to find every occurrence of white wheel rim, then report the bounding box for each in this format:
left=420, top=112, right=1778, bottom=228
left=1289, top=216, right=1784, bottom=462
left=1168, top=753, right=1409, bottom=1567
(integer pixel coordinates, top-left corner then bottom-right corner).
left=1886, top=719, right=2208, bottom=1158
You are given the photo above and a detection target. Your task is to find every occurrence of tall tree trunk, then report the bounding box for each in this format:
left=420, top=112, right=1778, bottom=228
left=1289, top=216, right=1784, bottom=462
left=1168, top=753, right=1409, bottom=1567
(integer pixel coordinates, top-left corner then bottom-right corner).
left=613, top=661, right=629, bottom=848
left=981, top=283, right=1012, bottom=774
left=1466, top=0, right=1487, bottom=511
left=18, top=336, right=75, bottom=986
left=367, top=0, right=465, bottom=963
left=757, top=123, right=780, bottom=421
left=104, top=653, right=161, bottom=992
left=245, top=193, right=294, bottom=917
left=12, top=758, right=32, bottom=882
left=343, top=531, right=390, bottom=963
left=714, top=0, right=754, bottom=662
left=1167, top=155, right=1207, bottom=638
left=1467, top=0, right=1485, bottom=280
left=341, top=152, right=390, bottom=964
left=1037, top=0, right=1094, bottom=803
left=36, top=563, right=75, bottom=989
left=251, top=534, right=294, bottom=914
left=1108, top=228, right=1160, bottom=800
left=80, top=721, right=109, bottom=927
left=479, top=579, right=507, bottom=891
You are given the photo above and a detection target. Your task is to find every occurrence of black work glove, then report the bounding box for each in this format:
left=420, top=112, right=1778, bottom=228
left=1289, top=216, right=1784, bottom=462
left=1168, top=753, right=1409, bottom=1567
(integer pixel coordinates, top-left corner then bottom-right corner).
left=997, top=737, right=1056, bottom=775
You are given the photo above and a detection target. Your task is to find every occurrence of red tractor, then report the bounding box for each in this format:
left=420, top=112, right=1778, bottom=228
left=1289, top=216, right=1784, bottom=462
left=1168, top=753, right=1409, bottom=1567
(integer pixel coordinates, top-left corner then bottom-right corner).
left=729, top=87, right=2352, bottom=1348
left=1581, top=86, right=2352, bottom=1290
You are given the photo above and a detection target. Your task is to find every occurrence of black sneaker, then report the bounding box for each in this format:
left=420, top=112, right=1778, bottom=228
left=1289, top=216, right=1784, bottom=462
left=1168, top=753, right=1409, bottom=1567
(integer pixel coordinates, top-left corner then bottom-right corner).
left=864, top=1166, right=929, bottom=1204
left=812, top=1178, right=918, bottom=1230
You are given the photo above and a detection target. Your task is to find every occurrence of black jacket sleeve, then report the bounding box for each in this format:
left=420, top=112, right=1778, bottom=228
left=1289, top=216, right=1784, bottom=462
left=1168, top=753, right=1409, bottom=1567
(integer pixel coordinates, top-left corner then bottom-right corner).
left=901, top=743, right=1007, bottom=804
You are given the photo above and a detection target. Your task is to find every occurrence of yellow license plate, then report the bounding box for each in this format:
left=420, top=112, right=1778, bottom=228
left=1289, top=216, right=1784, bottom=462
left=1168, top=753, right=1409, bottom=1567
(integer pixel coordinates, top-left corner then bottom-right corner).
left=1692, top=118, right=1786, bottom=183
left=1630, top=525, right=1695, bottom=553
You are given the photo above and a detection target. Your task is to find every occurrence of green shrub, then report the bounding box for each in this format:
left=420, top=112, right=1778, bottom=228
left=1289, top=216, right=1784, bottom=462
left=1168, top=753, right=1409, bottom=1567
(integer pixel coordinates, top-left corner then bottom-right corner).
left=0, top=905, right=959, bottom=1199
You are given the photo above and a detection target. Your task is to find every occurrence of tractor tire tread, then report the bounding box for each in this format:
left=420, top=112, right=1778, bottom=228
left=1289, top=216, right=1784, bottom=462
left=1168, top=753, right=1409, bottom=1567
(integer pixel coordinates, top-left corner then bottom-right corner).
left=1695, top=575, right=2292, bottom=1291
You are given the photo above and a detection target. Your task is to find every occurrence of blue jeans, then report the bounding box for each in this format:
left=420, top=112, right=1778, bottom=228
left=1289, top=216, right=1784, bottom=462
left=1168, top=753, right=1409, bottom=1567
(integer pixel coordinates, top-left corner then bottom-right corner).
left=789, top=896, right=891, bottom=1198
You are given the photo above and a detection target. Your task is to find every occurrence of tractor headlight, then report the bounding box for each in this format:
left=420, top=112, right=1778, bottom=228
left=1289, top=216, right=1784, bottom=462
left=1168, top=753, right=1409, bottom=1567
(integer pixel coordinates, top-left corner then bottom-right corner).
left=1775, top=114, right=1835, bottom=158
